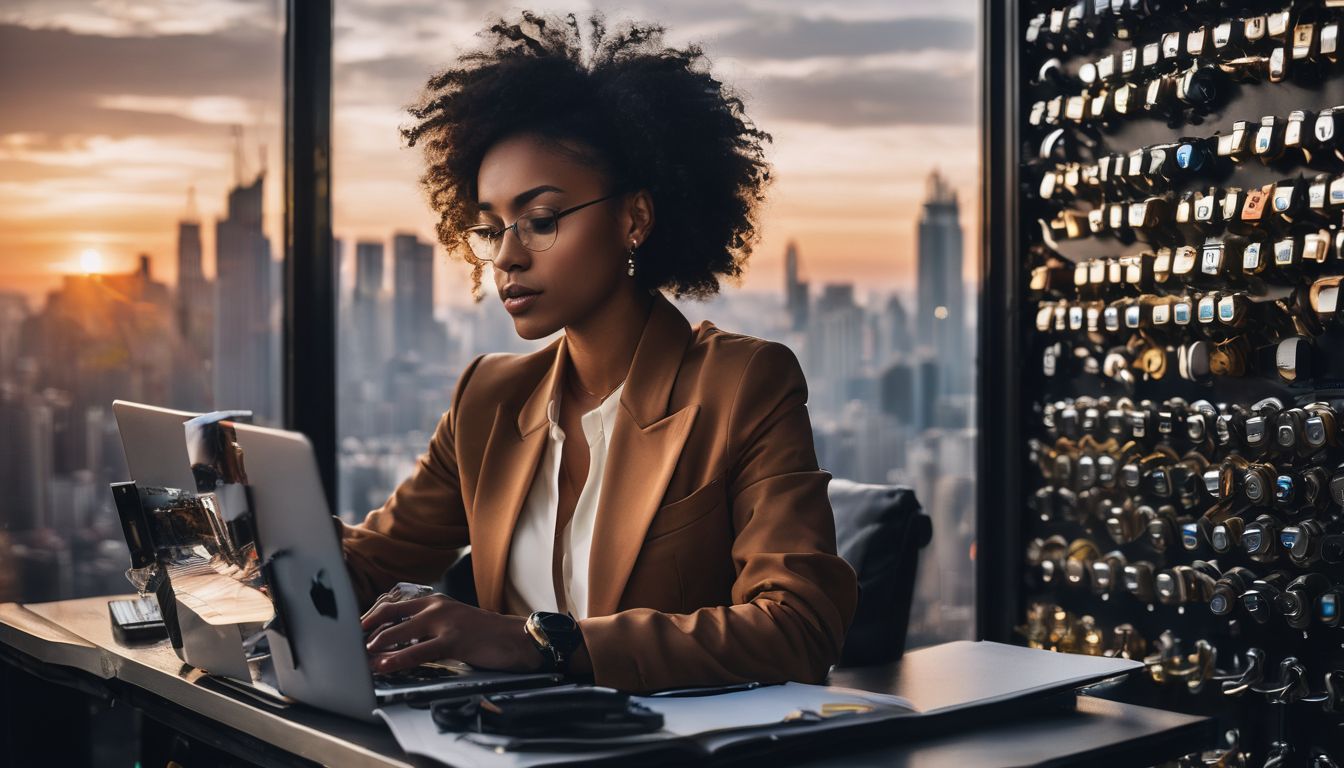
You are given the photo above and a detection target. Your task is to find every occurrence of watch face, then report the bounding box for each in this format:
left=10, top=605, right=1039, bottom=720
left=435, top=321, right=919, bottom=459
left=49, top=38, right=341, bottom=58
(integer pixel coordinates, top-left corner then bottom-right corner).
left=536, top=611, right=577, bottom=635
left=530, top=611, right=581, bottom=654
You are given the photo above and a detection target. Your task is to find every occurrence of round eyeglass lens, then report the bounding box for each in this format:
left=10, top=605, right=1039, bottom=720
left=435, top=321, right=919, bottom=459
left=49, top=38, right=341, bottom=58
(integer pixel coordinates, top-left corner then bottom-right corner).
left=465, top=229, right=500, bottom=262
left=516, top=209, right=559, bottom=251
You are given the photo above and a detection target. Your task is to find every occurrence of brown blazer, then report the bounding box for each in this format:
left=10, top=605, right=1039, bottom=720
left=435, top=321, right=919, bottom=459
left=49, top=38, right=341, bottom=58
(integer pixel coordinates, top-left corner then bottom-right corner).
left=339, top=291, right=858, bottom=693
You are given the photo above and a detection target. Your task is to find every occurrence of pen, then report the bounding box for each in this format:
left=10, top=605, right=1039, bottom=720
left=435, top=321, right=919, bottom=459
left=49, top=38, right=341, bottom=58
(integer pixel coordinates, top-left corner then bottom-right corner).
left=646, top=681, right=776, bottom=697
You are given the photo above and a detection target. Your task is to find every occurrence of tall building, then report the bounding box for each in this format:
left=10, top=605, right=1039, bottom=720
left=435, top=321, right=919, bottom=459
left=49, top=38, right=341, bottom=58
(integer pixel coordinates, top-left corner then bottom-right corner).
left=784, top=240, right=809, bottom=331
left=882, top=294, right=913, bottom=362
left=176, top=190, right=212, bottom=350
left=174, top=194, right=214, bottom=410
left=880, top=361, right=915, bottom=423
left=0, top=391, right=52, bottom=530
left=392, top=233, right=435, bottom=360
left=355, top=240, right=385, bottom=303
left=0, top=293, right=29, bottom=383
left=807, top=283, right=864, bottom=415
left=214, top=173, right=276, bottom=420
left=915, top=170, right=967, bottom=393
left=347, top=240, right=392, bottom=388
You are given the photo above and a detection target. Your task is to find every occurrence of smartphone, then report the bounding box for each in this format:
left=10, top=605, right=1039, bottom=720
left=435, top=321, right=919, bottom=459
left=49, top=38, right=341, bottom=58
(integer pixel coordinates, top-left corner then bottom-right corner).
left=108, top=595, right=168, bottom=644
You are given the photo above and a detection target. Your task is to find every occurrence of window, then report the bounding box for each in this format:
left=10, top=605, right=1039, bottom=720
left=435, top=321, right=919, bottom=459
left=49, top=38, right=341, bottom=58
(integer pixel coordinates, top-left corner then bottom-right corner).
left=0, top=4, right=284, bottom=602
left=328, top=2, right=981, bottom=645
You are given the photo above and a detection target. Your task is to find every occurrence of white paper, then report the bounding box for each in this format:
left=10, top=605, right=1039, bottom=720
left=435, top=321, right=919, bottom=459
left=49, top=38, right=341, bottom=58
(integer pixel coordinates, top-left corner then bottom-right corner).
left=375, top=682, right=915, bottom=768
left=633, top=682, right=915, bottom=738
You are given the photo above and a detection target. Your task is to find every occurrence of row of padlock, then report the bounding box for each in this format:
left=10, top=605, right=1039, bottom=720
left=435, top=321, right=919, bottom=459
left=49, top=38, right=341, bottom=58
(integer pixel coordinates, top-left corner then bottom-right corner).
left=1031, top=436, right=1214, bottom=506
left=1031, top=248, right=1344, bottom=302
left=1026, top=0, right=1191, bottom=55
left=1019, top=605, right=1222, bottom=693
left=1039, top=396, right=1344, bottom=456
left=1039, top=332, right=1316, bottom=385
left=1170, top=735, right=1339, bottom=767
left=1028, top=35, right=1339, bottom=133
left=1031, top=478, right=1344, bottom=568
left=1034, top=287, right=1334, bottom=336
left=1027, top=6, right=1344, bottom=127
left=1031, top=7, right=1335, bottom=93
left=1025, top=1, right=1329, bottom=58
left=1018, top=600, right=1149, bottom=657
left=1036, top=112, right=1344, bottom=205
left=1030, top=528, right=1344, bottom=619
left=1037, top=395, right=1344, bottom=457
left=1034, top=447, right=1340, bottom=513
left=1044, top=183, right=1344, bottom=247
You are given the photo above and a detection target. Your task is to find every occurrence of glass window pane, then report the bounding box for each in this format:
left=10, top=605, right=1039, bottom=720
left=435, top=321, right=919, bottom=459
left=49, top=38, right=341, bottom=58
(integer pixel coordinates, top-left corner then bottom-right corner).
left=0, top=5, right=285, bottom=602
left=333, top=2, right=978, bottom=646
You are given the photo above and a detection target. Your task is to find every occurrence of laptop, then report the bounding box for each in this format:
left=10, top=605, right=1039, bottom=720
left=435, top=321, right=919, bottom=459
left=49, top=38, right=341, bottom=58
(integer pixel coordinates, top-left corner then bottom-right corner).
left=113, top=401, right=562, bottom=722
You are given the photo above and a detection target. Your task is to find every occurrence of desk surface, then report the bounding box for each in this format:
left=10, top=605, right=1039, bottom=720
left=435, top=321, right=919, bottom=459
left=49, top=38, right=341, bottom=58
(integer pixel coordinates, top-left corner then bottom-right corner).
left=1, top=595, right=406, bottom=767
left=0, top=595, right=1212, bottom=768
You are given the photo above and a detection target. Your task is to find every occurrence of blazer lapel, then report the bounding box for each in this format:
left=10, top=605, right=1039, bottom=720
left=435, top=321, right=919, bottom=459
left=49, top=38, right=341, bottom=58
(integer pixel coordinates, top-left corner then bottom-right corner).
left=587, top=294, right=697, bottom=616
left=471, top=337, right=567, bottom=614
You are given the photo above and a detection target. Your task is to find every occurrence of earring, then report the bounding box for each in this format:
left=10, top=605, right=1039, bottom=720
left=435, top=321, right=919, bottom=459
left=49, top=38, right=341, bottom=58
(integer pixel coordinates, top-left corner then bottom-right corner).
left=627, top=240, right=637, bottom=278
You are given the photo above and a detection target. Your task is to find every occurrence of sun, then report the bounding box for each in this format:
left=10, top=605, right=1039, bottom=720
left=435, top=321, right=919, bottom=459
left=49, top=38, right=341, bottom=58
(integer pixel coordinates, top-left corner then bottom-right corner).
left=79, top=249, right=104, bottom=274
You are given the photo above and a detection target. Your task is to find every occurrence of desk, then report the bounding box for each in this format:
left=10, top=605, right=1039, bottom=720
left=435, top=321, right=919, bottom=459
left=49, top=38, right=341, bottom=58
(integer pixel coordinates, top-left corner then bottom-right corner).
left=1, top=595, right=1213, bottom=767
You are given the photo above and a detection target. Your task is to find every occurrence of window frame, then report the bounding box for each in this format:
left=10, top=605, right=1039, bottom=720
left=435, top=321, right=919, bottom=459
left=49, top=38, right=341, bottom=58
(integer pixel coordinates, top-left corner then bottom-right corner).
left=976, top=0, right=1021, bottom=644
left=283, top=0, right=337, bottom=505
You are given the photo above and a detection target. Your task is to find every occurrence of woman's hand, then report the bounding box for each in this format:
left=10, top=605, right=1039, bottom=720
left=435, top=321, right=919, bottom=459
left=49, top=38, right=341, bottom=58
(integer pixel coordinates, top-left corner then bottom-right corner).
left=360, top=593, right=542, bottom=675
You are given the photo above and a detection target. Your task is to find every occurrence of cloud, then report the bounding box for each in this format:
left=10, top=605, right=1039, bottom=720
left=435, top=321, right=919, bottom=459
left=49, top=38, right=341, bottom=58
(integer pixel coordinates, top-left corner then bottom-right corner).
left=751, top=66, right=975, bottom=128
left=329, top=12, right=977, bottom=131
left=708, top=15, right=974, bottom=60
left=0, top=0, right=281, bottom=37
left=0, top=22, right=280, bottom=138
left=0, top=134, right=224, bottom=171
left=336, top=55, right=437, bottom=96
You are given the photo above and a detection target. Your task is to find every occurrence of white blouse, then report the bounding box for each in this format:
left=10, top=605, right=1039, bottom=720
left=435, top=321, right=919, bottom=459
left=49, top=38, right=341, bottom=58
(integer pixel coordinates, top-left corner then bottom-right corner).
left=503, top=381, right=624, bottom=620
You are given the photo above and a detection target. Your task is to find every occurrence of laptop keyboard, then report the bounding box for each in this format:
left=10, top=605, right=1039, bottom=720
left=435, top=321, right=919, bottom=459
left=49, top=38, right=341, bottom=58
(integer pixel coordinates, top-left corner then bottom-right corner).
left=373, top=663, right=461, bottom=688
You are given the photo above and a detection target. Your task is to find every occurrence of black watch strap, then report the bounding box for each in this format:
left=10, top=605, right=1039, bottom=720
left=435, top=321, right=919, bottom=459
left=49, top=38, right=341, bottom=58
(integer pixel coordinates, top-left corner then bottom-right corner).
left=525, top=611, right=582, bottom=674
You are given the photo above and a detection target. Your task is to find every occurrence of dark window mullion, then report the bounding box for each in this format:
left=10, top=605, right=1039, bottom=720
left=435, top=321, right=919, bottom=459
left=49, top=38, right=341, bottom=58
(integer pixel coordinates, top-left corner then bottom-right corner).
left=283, top=0, right=337, bottom=506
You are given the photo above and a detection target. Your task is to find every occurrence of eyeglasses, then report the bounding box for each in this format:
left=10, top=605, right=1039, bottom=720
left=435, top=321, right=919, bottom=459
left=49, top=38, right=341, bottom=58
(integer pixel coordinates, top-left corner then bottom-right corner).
left=462, top=193, right=616, bottom=264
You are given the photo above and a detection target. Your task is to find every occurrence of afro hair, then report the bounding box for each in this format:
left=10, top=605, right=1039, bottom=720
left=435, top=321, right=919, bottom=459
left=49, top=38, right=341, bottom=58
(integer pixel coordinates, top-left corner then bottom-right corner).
left=401, top=11, right=773, bottom=300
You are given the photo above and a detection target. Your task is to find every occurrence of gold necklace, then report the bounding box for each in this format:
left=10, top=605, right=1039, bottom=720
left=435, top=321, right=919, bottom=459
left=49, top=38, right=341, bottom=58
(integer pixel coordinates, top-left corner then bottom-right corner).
left=567, top=370, right=624, bottom=403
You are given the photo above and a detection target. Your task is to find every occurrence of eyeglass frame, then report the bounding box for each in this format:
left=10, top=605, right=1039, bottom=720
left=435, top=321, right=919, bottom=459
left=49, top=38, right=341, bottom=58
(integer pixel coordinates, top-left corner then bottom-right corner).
left=462, top=192, right=619, bottom=264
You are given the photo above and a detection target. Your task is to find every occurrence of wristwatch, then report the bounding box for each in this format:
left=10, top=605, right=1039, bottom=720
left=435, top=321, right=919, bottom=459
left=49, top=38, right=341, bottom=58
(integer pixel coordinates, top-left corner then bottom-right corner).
left=524, top=611, right=582, bottom=674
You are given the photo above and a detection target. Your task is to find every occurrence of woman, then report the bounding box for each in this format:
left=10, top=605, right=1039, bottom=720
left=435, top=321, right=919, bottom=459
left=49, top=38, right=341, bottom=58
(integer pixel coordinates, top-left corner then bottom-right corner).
left=342, top=11, right=858, bottom=695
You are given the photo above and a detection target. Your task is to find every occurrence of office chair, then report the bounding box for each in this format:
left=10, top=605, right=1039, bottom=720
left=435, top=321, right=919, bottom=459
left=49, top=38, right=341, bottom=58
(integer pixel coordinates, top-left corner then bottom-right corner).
left=827, top=478, right=931, bottom=667
left=436, top=478, right=932, bottom=667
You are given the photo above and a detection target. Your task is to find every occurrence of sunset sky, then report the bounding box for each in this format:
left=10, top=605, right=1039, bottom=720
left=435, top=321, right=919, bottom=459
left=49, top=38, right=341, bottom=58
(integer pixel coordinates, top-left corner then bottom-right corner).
left=0, top=0, right=979, bottom=311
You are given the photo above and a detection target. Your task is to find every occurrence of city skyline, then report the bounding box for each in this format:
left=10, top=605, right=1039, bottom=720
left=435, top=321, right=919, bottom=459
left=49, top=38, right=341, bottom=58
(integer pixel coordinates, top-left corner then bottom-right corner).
left=0, top=166, right=978, bottom=646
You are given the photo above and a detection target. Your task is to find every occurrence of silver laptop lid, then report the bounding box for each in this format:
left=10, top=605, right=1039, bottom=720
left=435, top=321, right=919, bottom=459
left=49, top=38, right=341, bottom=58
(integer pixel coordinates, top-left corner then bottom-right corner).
left=112, top=400, right=200, bottom=492
left=228, top=421, right=380, bottom=721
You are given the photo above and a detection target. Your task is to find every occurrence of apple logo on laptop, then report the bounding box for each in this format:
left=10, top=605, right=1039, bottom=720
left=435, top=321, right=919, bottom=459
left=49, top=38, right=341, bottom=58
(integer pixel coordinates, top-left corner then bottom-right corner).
left=310, top=569, right=338, bottom=619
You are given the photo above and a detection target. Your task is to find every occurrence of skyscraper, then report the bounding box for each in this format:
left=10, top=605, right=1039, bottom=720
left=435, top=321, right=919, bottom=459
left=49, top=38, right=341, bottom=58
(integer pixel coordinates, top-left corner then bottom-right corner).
left=214, top=172, right=276, bottom=420
left=355, top=240, right=384, bottom=303
left=807, top=283, right=864, bottom=414
left=392, top=233, right=435, bottom=360
left=784, top=240, right=809, bottom=331
left=0, top=391, right=52, bottom=530
left=882, top=294, right=913, bottom=362
left=350, top=240, right=391, bottom=375
left=175, top=192, right=214, bottom=409
left=915, top=170, right=967, bottom=393
left=176, top=190, right=212, bottom=346
left=0, top=292, right=26, bottom=383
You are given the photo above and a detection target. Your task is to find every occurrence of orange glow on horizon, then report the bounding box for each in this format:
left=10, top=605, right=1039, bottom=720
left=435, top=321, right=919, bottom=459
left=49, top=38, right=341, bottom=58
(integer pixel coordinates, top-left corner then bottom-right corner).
left=78, top=249, right=104, bottom=275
